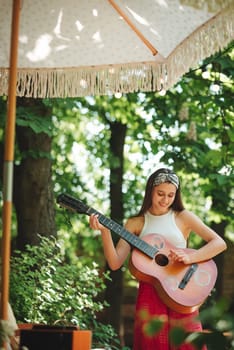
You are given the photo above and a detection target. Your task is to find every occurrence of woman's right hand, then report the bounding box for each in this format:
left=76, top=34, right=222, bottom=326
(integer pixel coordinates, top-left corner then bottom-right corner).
left=90, top=214, right=131, bottom=270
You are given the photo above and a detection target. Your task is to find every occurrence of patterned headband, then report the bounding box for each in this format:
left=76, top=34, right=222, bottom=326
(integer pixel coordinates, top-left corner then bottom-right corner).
left=153, top=172, right=179, bottom=189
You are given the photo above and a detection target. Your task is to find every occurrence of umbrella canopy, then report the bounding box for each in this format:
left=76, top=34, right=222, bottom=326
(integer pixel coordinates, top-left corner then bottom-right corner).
left=0, top=0, right=233, bottom=98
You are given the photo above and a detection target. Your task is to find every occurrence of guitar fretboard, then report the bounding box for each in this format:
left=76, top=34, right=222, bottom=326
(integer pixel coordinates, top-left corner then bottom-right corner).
left=86, top=207, right=157, bottom=259
left=57, top=194, right=158, bottom=259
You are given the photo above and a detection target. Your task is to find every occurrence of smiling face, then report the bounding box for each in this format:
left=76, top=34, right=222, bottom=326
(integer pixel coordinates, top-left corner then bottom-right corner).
left=150, top=182, right=177, bottom=215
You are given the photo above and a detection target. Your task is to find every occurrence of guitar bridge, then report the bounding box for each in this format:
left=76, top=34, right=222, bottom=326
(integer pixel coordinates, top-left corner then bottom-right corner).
left=178, top=263, right=198, bottom=290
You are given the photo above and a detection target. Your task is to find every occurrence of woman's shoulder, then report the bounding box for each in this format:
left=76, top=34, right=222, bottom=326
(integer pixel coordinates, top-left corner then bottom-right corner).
left=176, top=209, right=198, bottom=219
left=174, top=209, right=198, bottom=238
left=125, top=215, right=145, bottom=236
left=175, top=209, right=201, bottom=227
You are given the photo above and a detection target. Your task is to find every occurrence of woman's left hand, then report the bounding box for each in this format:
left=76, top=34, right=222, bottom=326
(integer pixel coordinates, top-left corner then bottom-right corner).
left=169, top=249, right=191, bottom=265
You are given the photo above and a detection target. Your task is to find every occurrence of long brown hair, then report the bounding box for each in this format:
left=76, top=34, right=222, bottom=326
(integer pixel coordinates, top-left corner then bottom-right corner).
left=137, top=168, right=185, bottom=216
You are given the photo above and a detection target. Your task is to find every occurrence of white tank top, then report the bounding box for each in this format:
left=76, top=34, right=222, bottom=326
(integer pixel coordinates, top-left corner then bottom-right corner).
left=140, top=210, right=186, bottom=248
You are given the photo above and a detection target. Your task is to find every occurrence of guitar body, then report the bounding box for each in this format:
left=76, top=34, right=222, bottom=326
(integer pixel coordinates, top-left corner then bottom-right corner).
left=129, top=233, right=217, bottom=314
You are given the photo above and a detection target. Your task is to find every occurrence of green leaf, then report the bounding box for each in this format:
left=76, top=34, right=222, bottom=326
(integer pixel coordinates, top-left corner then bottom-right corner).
left=143, top=317, right=165, bottom=337
left=169, top=327, right=187, bottom=346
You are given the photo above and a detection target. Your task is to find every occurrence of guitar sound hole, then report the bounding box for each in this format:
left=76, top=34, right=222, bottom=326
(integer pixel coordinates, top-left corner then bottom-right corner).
left=155, top=254, right=169, bottom=266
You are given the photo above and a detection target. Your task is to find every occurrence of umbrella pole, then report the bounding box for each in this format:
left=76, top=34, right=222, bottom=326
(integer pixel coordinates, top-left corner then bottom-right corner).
left=0, top=0, right=21, bottom=332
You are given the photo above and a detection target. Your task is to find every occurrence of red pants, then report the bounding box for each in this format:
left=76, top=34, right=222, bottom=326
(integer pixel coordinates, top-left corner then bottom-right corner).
left=133, top=282, right=207, bottom=350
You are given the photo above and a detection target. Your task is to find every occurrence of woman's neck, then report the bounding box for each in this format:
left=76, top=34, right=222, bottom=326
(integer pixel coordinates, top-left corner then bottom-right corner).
left=148, top=207, right=170, bottom=216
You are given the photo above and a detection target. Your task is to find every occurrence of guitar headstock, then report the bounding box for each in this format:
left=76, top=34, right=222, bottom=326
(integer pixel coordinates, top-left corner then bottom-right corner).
left=57, top=194, right=89, bottom=215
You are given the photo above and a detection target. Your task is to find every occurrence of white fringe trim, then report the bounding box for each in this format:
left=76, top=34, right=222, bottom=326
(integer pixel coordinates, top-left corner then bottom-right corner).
left=165, top=4, right=234, bottom=88
left=0, top=4, right=233, bottom=98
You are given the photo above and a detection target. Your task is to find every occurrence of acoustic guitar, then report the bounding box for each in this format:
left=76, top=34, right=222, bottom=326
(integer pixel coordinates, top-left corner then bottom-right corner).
left=57, top=193, right=217, bottom=314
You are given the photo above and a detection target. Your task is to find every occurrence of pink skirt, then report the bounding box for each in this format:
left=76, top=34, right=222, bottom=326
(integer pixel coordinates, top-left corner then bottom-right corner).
left=133, top=282, right=207, bottom=350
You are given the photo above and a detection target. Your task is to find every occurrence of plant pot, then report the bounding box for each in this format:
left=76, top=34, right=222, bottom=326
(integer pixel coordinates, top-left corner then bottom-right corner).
left=18, top=324, right=92, bottom=350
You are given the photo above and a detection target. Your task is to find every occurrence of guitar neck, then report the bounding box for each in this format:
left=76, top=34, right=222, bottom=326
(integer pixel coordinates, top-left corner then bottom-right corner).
left=85, top=207, right=157, bottom=259
left=57, top=194, right=157, bottom=259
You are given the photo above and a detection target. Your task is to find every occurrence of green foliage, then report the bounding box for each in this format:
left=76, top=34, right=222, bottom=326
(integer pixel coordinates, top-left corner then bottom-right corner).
left=9, top=235, right=120, bottom=349
left=52, top=44, right=234, bottom=234
left=140, top=43, right=234, bottom=225
left=169, top=327, right=187, bottom=347
left=143, top=317, right=164, bottom=337
left=144, top=297, right=234, bottom=349
left=138, top=309, right=165, bottom=337
left=16, top=107, right=53, bottom=136
left=187, top=298, right=234, bottom=350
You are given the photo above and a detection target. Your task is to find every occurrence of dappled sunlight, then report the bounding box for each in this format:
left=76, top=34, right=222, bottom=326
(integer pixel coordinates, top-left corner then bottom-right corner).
left=26, top=34, right=53, bottom=62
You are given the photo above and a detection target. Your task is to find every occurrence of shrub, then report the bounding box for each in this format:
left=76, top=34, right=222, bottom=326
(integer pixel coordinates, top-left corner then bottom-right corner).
left=9, top=235, right=120, bottom=349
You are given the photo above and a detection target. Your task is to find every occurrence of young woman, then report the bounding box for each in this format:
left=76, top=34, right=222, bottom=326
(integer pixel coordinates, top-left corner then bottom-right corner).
left=89, top=168, right=227, bottom=349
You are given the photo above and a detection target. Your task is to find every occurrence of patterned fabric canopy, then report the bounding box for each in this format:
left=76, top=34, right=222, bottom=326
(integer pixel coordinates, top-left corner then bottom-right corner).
left=0, top=0, right=233, bottom=97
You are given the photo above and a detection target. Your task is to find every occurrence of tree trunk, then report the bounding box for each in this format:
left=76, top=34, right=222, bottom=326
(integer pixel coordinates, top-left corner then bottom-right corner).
left=104, top=121, right=127, bottom=343
left=210, top=220, right=228, bottom=297
left=13, top=98, right=56, bottom=250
